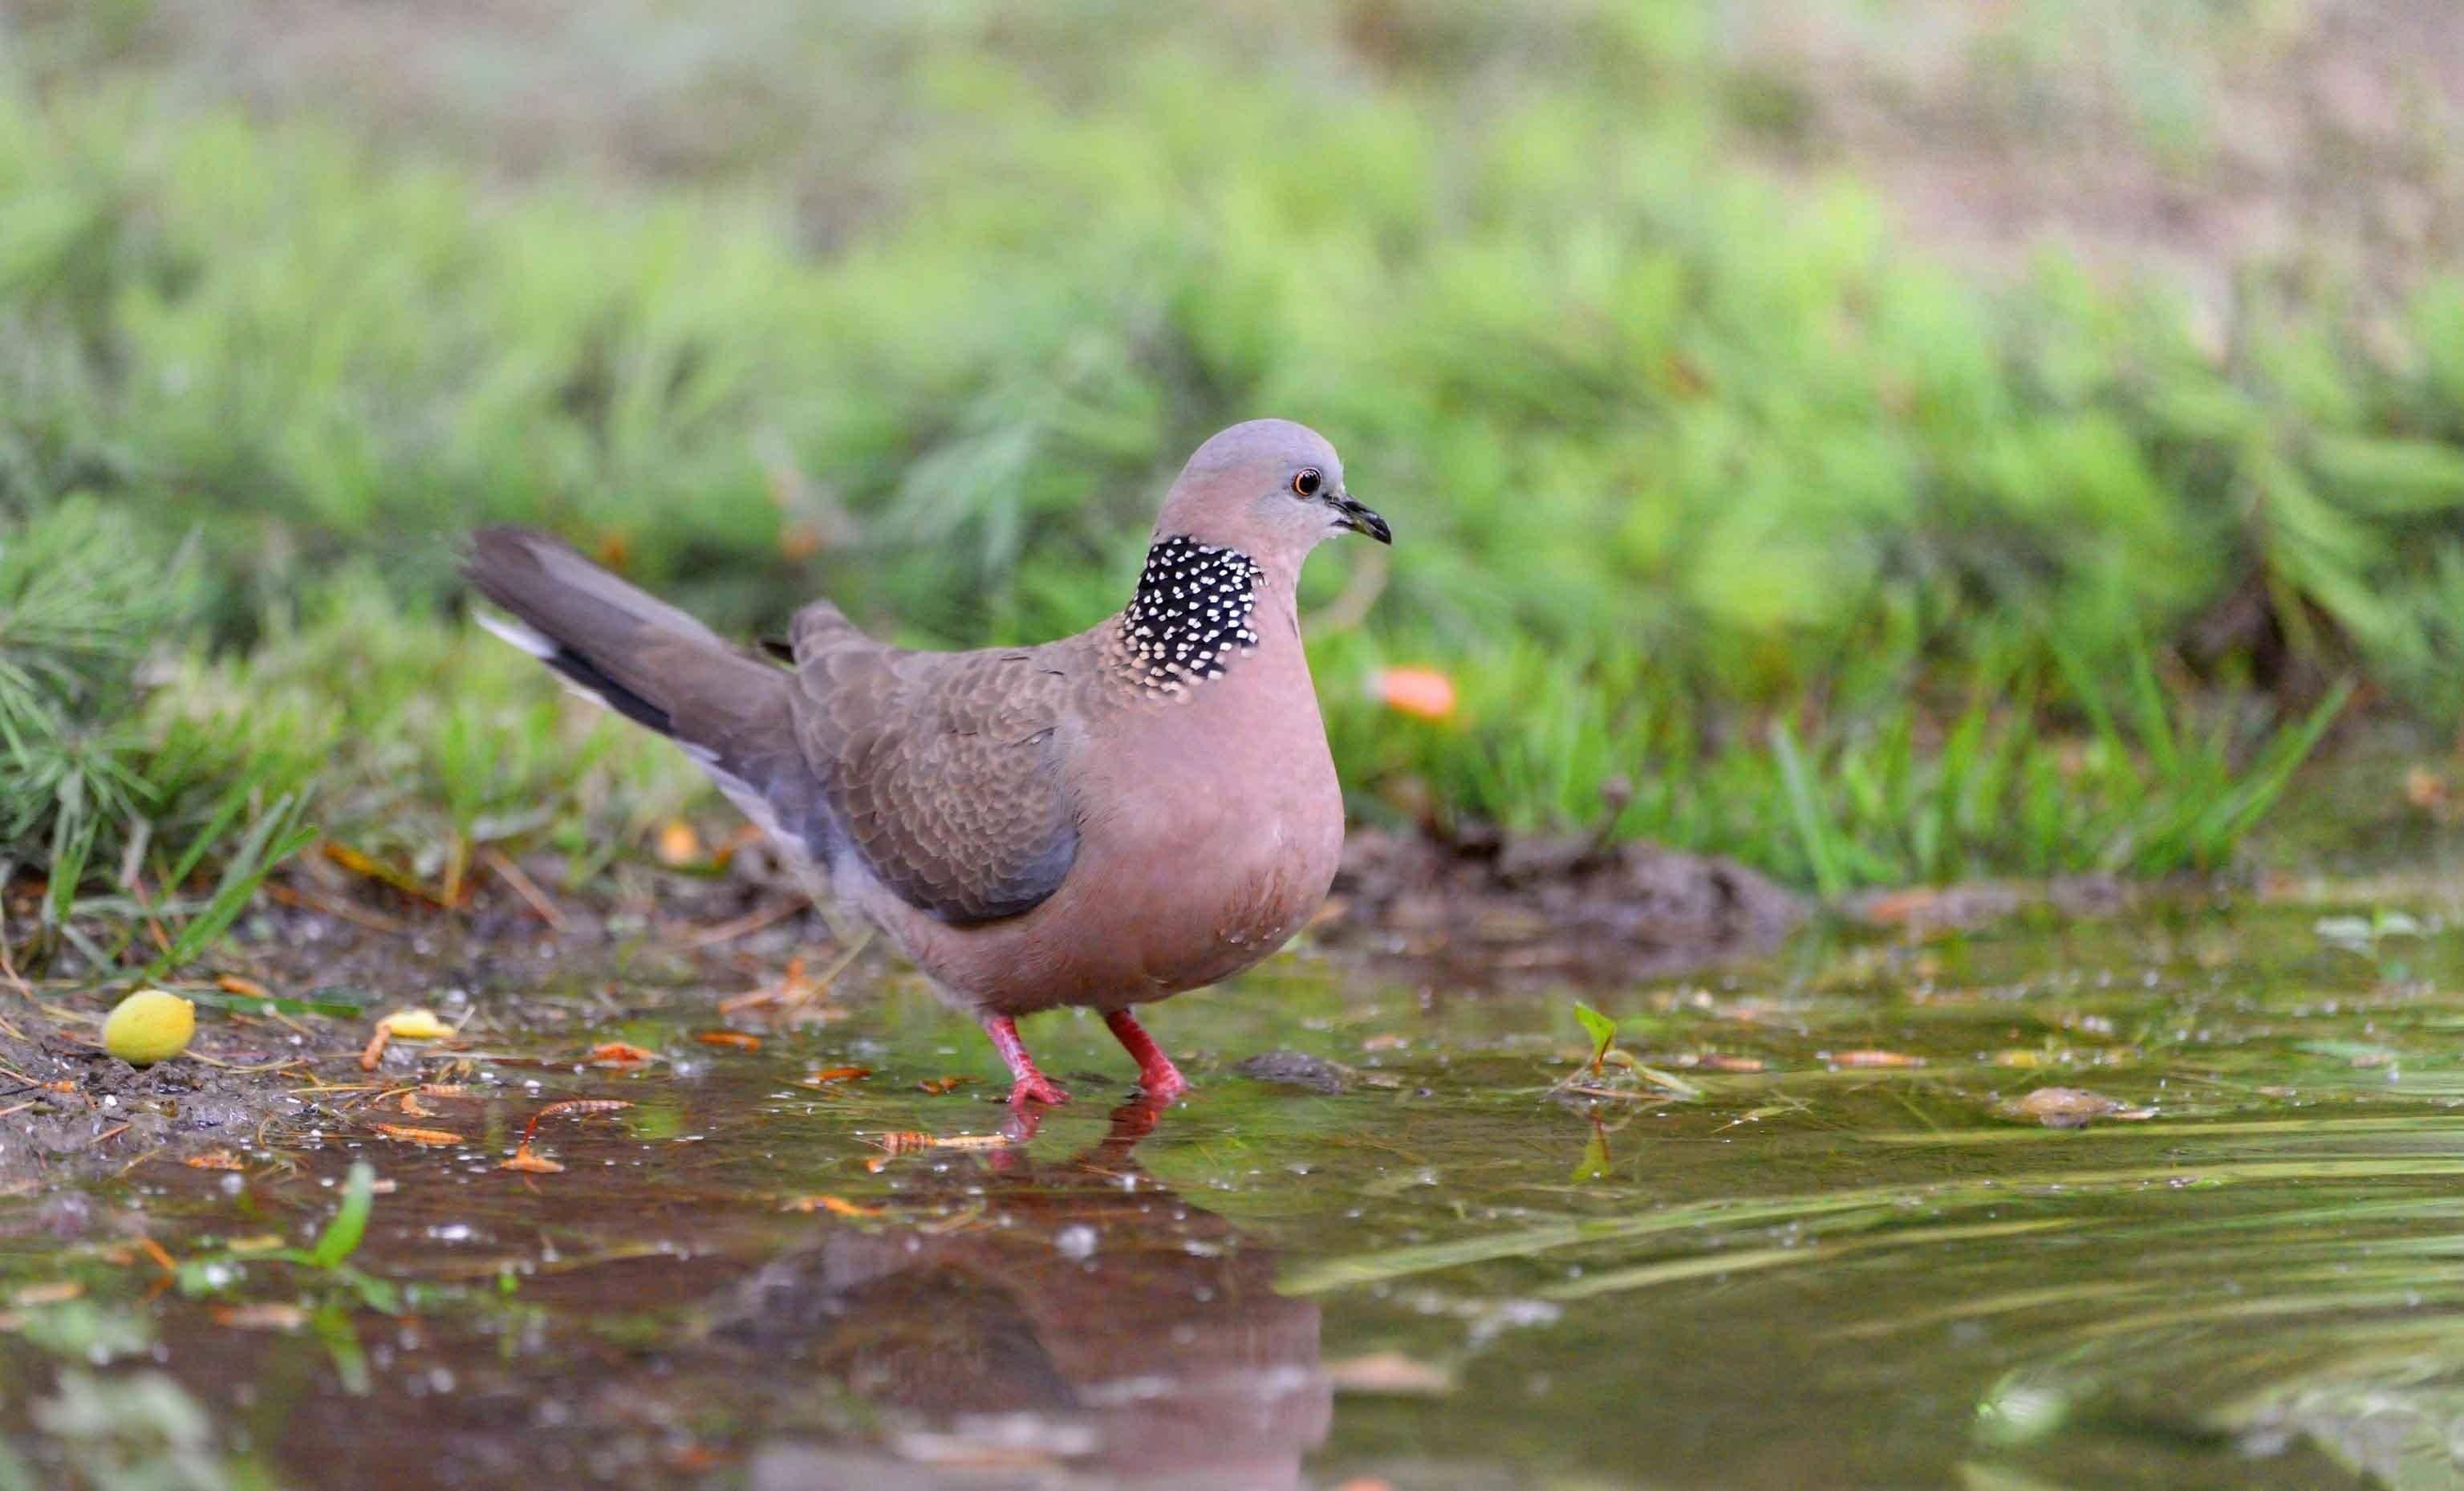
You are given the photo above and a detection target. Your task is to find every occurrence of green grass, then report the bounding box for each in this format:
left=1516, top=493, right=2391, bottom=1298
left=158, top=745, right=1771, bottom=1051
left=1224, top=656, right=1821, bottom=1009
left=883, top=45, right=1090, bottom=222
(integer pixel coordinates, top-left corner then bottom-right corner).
left=1320, top=624, right=2352, bottom=888
left=155, top=572, right=707, bottom=888
left=2, top=0, right=2460, bottom=963
left=0, top=499, right=317, bottom=969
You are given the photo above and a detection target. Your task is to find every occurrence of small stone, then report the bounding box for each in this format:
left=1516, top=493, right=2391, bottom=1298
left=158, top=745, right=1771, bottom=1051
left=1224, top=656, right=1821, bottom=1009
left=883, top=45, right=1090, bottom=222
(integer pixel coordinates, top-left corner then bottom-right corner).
left=1998, top=1087, right=2156, bottom=1128
left=1233, top=1050, right=1350, bottom=1095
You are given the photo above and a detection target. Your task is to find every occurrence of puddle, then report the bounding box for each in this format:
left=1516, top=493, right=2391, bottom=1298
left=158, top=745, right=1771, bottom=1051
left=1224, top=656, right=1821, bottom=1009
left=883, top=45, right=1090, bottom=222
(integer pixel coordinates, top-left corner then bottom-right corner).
left=12, top=892, right=2464, bottom=1488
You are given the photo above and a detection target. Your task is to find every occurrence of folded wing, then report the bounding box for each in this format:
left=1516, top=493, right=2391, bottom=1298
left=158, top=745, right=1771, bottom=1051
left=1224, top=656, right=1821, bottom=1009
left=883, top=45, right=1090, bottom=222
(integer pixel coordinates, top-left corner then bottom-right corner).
left=790, top=602, right=1082, bottom=924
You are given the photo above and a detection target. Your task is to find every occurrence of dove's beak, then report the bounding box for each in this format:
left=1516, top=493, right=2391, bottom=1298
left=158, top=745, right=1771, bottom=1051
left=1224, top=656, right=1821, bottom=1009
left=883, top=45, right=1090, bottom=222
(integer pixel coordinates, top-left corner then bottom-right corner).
left=1330, top=493, right=1392, bottom=544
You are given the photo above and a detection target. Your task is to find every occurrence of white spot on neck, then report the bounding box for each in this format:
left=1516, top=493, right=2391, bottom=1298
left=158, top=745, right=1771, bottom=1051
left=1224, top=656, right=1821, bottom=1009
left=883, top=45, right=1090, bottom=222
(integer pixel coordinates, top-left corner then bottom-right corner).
left=1119, top=534, right=1264, bottom=690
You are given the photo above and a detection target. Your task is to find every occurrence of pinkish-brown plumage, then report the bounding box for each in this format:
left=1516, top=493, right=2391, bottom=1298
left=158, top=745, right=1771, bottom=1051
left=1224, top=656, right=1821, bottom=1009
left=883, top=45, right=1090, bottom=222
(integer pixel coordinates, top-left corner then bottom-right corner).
left=465, top=420, right=1389, bottom=1105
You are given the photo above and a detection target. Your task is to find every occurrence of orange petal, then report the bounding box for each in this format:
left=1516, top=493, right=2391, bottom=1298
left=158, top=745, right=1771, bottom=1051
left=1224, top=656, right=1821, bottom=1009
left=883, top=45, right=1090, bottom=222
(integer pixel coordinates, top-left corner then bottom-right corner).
left=530, top=1099, right=634, bottom=1123
left=777, top=522, right=824, bottom=563
left=499, top=1144, right=565, bottom=1174
left=656, top=820, right=703, bottom=866
left=1370, top=667, right=1458, bottom=721
left=213, top=1302, right=309, bottom=1331
left=781, top=1194, right=887, bottom=1217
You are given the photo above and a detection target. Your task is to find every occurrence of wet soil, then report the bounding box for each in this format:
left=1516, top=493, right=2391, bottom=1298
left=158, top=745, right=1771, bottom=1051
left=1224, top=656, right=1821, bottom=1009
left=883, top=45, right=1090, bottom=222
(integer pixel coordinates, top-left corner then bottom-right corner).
left=2, top=823, right=1812, bottom=1194
left=0, top=1022, right=278, bottom=1197
left=1325, top=827, right=1805, bottom=981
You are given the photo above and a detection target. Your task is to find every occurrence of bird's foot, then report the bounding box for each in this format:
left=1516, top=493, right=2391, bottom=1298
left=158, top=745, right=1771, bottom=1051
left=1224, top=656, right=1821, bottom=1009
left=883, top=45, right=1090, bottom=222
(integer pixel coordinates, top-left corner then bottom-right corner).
left=983, top=1015, right=1070, bottom=1108
left=1104, top=1009, right=1190, bottom=1105
left=1007, top=1072, right=1072, bottom=1107
left=1137, top=1062, right=1189, bottom=1104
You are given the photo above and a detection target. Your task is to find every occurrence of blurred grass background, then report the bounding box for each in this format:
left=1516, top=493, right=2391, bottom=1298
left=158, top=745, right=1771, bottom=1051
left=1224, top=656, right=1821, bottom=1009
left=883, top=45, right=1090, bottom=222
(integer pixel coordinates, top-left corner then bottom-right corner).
left=2, top=0, right=2461, bottom=943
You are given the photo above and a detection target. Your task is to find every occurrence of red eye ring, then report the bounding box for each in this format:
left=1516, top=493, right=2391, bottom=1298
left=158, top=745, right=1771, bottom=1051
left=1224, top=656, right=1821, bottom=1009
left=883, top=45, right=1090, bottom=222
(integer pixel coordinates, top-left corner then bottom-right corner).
left=1292, top=468, right=1323, bottom=498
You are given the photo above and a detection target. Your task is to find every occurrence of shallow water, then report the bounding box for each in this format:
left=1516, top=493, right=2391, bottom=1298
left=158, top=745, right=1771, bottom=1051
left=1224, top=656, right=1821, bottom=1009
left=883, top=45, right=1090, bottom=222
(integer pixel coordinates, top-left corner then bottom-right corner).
left=14, top=888, right=2464, bottom=1489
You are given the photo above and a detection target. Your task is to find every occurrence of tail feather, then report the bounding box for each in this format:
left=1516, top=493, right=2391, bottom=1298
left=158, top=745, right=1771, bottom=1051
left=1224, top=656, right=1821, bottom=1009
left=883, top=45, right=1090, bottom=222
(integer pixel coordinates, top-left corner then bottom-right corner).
left=461, top=526, right=790, bottom=770
left=476, top=608, right=679, bottom=736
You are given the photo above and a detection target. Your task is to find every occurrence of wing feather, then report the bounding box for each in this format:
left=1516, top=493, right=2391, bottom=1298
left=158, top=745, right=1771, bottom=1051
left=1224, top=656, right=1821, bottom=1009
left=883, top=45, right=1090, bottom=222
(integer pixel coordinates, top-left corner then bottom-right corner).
left=790, top=603, right=1082, bottom=923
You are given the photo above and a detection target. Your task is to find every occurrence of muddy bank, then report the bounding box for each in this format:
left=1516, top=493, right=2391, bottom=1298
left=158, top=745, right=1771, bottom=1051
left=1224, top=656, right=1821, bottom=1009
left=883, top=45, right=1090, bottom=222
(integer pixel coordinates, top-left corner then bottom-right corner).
left=0, top=1018, right=284, bottom=1201
left=1, top=823, right=1808, bottom=1187
left=1324, top=827, right=1806, bottom=978
left=3, top=820, right=2233, bottom=1194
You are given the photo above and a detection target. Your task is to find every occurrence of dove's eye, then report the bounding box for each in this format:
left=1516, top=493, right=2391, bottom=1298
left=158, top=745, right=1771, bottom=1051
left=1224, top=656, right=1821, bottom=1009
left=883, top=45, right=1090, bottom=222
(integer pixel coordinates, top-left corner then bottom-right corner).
left=1291, top=468, right=1323, bottom=498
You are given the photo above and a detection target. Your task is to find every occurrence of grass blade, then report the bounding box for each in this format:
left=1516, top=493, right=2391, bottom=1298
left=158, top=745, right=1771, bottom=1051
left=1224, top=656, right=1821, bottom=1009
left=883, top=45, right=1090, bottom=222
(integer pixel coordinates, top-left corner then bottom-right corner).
left=308, top=1160, right=376, bottom=1270
left=1770, top=721, right=1847, bottom=900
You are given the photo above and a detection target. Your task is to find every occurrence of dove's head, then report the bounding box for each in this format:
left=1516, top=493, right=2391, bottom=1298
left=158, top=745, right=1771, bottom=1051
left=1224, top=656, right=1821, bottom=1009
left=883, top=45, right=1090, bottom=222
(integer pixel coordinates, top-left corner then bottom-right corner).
left=1150, top=420, right=1390, bottom=576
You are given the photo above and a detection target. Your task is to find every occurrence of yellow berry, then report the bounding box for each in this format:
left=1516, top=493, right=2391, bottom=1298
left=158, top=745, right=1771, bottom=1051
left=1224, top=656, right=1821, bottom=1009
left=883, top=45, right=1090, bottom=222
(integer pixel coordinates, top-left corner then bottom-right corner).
left=104, top=989, right=196, bottom=1066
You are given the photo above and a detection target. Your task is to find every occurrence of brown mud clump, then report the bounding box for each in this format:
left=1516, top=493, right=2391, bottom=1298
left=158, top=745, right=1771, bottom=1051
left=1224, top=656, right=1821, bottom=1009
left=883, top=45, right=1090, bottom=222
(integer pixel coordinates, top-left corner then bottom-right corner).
left=1328, top=827, right=1806, bottom=981
left=0, top=1021, right=291, bottom=1193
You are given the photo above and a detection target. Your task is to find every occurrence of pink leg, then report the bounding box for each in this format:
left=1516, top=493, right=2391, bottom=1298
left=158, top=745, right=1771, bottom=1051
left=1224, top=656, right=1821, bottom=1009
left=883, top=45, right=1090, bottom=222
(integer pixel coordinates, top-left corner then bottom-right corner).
left=1104, top=1010, right=1189, bottom=1103
left=983, top=1015, right=1070, bottom=1107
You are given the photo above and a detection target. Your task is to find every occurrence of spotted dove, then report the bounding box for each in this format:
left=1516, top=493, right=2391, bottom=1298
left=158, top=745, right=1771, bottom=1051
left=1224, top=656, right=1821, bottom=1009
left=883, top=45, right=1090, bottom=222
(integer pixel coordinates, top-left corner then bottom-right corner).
left=465, top=420, right=1390, bottom=1105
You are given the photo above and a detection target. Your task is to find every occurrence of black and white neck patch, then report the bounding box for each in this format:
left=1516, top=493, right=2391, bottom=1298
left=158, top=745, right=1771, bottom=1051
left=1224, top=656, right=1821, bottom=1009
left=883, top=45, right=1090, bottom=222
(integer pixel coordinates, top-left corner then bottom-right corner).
left=1118, top=535, right=1265, bottom=692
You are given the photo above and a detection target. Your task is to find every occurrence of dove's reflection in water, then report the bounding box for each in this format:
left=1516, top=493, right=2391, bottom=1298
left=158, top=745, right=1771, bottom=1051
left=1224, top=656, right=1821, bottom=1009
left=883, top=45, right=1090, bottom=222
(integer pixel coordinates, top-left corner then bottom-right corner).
left=720, top=1100, right=1331, bottom=1491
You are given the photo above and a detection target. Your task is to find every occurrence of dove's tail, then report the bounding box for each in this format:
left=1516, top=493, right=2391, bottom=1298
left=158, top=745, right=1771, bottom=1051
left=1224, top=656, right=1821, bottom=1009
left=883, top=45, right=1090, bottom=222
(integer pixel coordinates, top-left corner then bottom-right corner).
left=461, top=526, right=795, bottom=786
